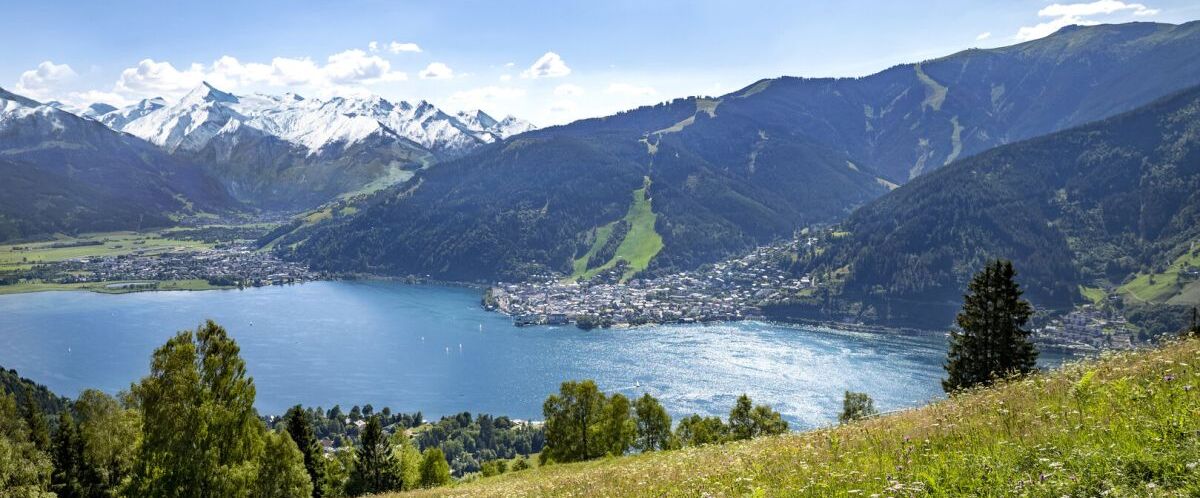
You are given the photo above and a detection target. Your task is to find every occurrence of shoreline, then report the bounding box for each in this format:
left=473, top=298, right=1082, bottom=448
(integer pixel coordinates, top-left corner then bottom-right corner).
left=1, top=276, right=1108, bottom=352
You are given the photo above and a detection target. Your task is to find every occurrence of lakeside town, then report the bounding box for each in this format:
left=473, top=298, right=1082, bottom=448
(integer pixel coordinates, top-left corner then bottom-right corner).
left=484, top=235, right=1147, bottom=352
left=6, top=241, right=318, bottom=290
left=0, top=225, right=1153, bottom=352
left=1034, top=303, right=1139, bottom=351
left=485, top=239, right=819, bottom=328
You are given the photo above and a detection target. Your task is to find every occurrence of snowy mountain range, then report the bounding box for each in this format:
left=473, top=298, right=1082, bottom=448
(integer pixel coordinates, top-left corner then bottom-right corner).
left=50, top=82, right=535, bottom=208
left=94, top=82, right=534, bottom=158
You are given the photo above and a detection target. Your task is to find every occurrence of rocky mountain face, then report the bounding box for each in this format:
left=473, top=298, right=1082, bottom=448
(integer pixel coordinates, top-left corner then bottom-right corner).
left=91, top=83, right=535, bottom=209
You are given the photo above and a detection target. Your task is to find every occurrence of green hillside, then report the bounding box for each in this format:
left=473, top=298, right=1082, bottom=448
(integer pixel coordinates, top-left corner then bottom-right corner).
left=391, top=338, right=1200, bottom=497
left=289, top=23, right=1200, bottom=283
left=806, top=84, right=1200, bottom=328
left=571, top=177, right=664, bottom=281
left=1120, top=247, right=1200, bottom=305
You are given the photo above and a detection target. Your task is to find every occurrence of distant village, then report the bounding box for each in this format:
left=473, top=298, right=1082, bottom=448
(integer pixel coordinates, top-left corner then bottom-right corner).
left=485, top=240, right=819, bottom=328
left=21, top=243, right=317, bottom=289
left=1034, top=303, right=1138, bottom=351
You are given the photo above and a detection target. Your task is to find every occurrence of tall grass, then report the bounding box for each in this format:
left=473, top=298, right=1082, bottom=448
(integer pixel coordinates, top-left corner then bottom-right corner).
left=391, top=338, right=1200, bottom=497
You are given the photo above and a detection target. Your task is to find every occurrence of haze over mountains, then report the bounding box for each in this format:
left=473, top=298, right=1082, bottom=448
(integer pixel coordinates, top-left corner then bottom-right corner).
left=286, top=22, right=1200, bottom=282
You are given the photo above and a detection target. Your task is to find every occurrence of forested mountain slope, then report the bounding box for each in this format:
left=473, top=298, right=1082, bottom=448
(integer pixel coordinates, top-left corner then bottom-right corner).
left=286, top=22, right=1200, bottom=282
left=811, top=84, right=1200, bottom=325
left=0, top=87, right=234, bottom=242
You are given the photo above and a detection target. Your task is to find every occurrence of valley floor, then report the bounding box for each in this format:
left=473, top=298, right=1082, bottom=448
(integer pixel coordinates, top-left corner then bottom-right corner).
left=392, top=338, right=1200, bottom=497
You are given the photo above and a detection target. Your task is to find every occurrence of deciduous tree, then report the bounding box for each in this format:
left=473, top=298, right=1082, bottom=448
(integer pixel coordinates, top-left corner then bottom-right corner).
left=633, top=393, right=673, bottom=452
left=418, top=447, right=451, bottom=488
left=838, top=391, right=878, bottom=423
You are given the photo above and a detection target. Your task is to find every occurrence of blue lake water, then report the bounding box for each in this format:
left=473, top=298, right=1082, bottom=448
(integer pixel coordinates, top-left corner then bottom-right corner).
left=1, top=280, right=1008, bottom=429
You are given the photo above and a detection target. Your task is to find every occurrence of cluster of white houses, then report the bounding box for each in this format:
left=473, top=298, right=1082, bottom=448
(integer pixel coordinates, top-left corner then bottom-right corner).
left=487, top=241, right=819, bottom=328
left=30, top=244, right=315, bottom=287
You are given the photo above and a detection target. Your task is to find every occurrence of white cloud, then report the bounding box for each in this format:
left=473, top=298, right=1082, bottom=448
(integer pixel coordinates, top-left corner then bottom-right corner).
left=604, top=82, right=656, bottom=97
left=115, top=59, right=208, bottom=96
left=554, top=84, right=585, bottom=97
left=42, top=49, right=407, bottom=106
left=323, top=49, right=404, bottom=84
left=418, top=62, right=455, bottom=79
left=976, top=32, right=992, bottom=41
left=388, top=42, right=422, bottom=54
left=1016, top=1, right=1159, bottom=41
left=521, top=52, right=571, bottom=78
left=499, top=74, right=512, bottom=82
left=447, top=86, right=527, bottom=111
left=15, top=61, right=78, bottom=99
left=1038, top=0, right=1158, bottom=17
left=368, top=41, right=380, bottom=52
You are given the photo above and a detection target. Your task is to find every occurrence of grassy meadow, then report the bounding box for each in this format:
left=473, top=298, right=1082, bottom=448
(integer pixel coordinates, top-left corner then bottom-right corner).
left=0, top=231, right=211, bottom=272
left=1120, top=248, right=1200, bottom=305
left=391, top=338, right=1200, bottom=497
left=571, top=177, right=664, bottom=282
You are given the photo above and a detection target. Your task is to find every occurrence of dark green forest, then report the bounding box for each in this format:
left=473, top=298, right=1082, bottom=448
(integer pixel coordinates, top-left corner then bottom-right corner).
left=796, top=84, right=1200, bottom=327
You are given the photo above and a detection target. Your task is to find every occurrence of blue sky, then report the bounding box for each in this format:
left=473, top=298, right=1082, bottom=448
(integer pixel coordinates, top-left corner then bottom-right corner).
left=6, top=0, right=1199, bottom=125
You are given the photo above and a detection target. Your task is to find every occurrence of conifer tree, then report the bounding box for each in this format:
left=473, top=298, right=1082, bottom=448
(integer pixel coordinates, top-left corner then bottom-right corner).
left=943, top=260, right=1038, bottom=392
left=51, top=410, right=86, bottom=498
left=347, top=415, right=397, bottom=494
left=284, top=405, right=325, bottom=498
left=21, top=395, right=51, bottom=453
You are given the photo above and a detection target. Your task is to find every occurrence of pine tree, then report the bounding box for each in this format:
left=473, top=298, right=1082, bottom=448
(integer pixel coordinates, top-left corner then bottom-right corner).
left=284, top=405, right=325, bottom=498
left=943, top=260, right=1038, bottom=392
left=51, top=410, right=87, bottom=498
left=347, top=415, right=397, bottom=494
left=21, top=394, right=51, bottom=453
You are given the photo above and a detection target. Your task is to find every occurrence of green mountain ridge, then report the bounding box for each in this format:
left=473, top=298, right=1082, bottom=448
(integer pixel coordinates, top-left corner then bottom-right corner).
left=804, top=83, right=1200, bottom=328
left=284, top=22, right=1200, bottom=282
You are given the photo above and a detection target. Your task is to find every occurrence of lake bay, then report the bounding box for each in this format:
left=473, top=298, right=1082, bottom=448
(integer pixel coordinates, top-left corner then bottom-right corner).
left=1, top=280, right=962, bottom=428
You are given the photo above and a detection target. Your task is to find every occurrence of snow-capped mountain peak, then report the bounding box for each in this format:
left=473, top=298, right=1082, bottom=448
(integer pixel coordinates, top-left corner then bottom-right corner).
left=182, top=81, right=239, bottom=105
left=89, top=82, right=536, bottom=158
